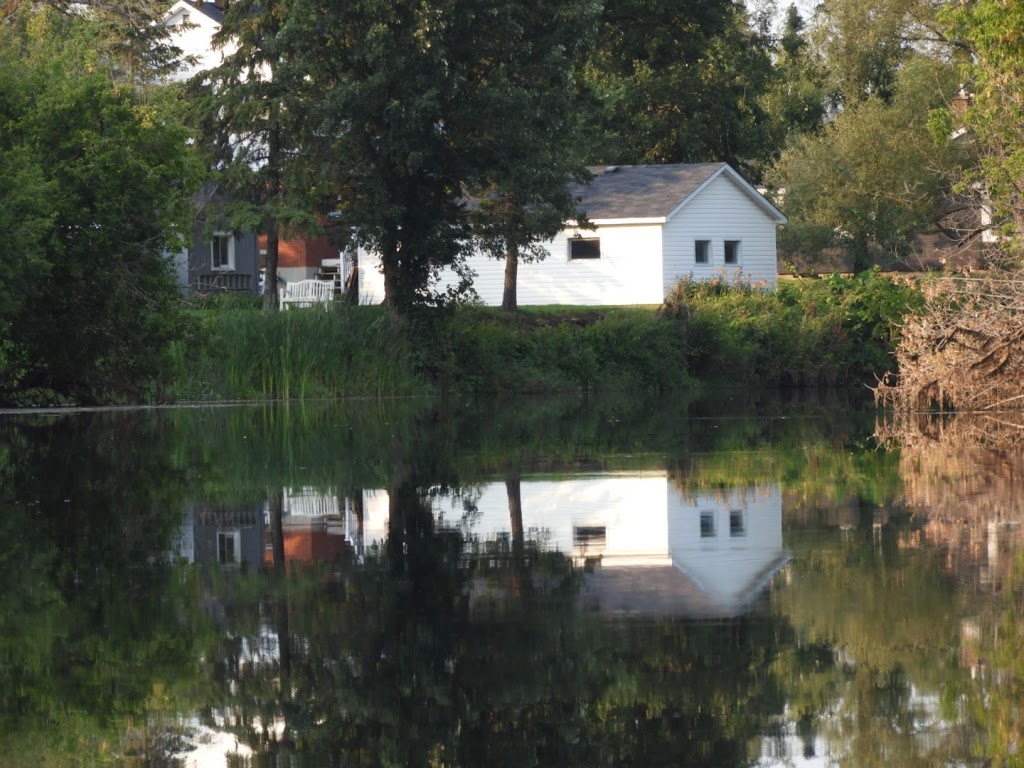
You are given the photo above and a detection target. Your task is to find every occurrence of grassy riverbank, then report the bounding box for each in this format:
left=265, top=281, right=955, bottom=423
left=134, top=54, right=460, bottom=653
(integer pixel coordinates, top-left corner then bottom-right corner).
left=164, top=271, right=920, bottom=403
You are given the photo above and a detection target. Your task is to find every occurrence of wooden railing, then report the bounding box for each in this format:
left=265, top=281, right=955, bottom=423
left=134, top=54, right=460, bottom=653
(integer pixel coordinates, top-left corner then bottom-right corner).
left=197, top=273, right=253, bottom=293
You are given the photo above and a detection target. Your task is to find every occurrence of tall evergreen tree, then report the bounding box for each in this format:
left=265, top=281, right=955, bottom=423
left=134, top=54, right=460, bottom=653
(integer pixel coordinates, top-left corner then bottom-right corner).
left=190, top=0, right=320, bottom=306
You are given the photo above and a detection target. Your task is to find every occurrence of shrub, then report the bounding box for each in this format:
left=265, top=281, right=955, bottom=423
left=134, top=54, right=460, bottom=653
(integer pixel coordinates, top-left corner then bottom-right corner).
left=662, top=271, right=922, bottom=387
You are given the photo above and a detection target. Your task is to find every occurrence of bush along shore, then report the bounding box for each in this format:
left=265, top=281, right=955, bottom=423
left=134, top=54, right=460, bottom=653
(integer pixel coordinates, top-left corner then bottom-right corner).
left=155, top=270, right=921, bottom=404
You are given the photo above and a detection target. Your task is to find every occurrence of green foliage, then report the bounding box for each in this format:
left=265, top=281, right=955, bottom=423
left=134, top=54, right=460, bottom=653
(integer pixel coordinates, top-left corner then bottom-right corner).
left=433, top=307, right=690, bottom=394
left=663, top=270, right=922, bottom=386
left=166, top=304, right=429, bottom=401
left=941, top=0, right=1024, bottom=254
left=767, top=55, right=966, bottom=270
left=0, top=8, right=202, bottom=406
left=758, top=4, right=828, bottom=160
left=459, top=0, right=599, bottom=310
left=585, top=0, right=776, bottom=175
left=189, top=0, right=323, bottom=305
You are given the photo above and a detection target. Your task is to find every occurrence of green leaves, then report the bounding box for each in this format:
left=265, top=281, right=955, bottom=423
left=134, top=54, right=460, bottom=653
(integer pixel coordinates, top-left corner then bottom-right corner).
left=0, top=7, right=202, bottom=405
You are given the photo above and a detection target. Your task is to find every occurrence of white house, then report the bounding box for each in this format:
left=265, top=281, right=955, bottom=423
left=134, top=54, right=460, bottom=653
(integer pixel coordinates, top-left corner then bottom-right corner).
left=357, top=474, right=790, bottom=619
left=161, top=0, right=233, bottom=81
left=354, top=163, right=788, bottom=306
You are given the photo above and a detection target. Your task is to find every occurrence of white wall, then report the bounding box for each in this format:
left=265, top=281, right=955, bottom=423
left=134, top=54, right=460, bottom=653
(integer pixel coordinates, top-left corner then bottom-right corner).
left=163, top=5, right=233, bottom=81
left=662, top=173, right=780, bottom=291
left=667, top=485, right=785, bottom=613
left=461, top=225, right=665, bottom=306
left=356, top=224, right=665, bottom=307
left=355, top=174, right=781, bottom=305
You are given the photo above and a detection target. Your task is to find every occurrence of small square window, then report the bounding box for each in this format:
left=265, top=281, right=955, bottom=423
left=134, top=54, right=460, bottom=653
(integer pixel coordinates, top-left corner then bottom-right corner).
left=700, top=511, right=716, bottom=538
left=724, top=240, right=740, bottom=265
left=212, top=233, right=235, bottom=271
left=570, top=237, right=601, bottom=259
left=695, top=240, right=710, bottom=264
left=730, top=510, right=746, bottom=537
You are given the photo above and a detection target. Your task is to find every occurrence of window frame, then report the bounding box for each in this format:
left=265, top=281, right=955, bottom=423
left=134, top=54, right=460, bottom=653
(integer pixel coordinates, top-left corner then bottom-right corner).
left=217, top=529, right=241, bottom=565
left=724, top=240, right=741, bottom=265
left=211, top=232, right=235, bottom=271
left=694, top=239, right=710, bottom=265
left=729, top=509, right=746, bottom=537
left=700, top=511, right=716, bottom=538
left=569, top=237, right=601, bottom=260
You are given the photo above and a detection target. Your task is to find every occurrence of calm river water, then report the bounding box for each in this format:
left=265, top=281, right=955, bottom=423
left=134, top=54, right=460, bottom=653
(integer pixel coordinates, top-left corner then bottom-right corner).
left=1, top=392, right=1021, bottom=766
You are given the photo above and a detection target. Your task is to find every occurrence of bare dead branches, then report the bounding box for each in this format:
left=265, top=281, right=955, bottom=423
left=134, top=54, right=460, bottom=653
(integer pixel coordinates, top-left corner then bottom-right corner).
left=876, top=273, right=1024, bottom=412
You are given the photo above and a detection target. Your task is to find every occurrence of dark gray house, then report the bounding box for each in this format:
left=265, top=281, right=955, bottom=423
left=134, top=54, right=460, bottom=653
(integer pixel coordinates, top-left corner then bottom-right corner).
left=174, top=186, right=261, bottom=295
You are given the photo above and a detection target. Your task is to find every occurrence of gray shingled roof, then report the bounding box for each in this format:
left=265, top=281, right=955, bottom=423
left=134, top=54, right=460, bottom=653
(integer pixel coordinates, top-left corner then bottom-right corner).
left=570, top=162, right=727, bottom=221
left=192, top=1, right=225, bottom=22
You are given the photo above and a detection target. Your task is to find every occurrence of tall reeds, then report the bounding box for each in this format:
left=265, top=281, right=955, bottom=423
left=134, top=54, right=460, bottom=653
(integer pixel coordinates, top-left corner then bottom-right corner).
left=167, top=304, right=428, bottom=402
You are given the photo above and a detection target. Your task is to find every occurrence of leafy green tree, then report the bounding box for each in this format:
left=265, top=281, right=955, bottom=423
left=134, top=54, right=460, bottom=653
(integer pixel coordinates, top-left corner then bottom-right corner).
left=941, top=0, right=1024, bottom=255
left=584, top=0, right=776, bottom=176
left=0, top=8, right=202, bottom=405
left=278, top=0, right=477, bottom=312
left=807, top=0, right=957, bottom=107
left=463, top=0, right=598, bottom=312
left=5, top=0, right=187, bottom=81
left=767, top=54, right=965, bottom=271
left=759, top=4, right=828, bottom=155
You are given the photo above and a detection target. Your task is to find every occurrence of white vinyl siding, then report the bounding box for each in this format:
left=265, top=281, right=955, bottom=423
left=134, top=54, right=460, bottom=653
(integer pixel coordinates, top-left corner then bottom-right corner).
left=357, top=169, right=781, bottom=305
left=662, top=173, right=778, bottom=291
left=364, top=224, right=665, bottom=307
left=161, top=3, right=233, bottom=81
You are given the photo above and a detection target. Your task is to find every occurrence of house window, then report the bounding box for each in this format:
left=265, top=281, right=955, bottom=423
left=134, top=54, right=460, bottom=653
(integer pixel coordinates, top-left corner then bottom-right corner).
left=569, top=237, right=601, bottom=260
left=700, top=511, right=716, bottom=538
left=695, top=239, right=710, bottom=264
left=724, top=240, right=740, bottom=265
left=217, top=530, right=241, bottom=565
left=212, top=232, right=235, bottom=271
left=730, top=510, right=746, bottom=537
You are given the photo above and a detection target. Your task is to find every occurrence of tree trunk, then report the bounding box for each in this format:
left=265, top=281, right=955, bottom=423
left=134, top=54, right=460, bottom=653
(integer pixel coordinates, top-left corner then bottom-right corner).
left=264, top=225, right=279, bottom=308
left=502, top=243, right=519, bottom=312
left=506, top=469, right=525, bottom=595
left=344, top=247, right=359, bottom=305
left=263, top=114, right=282, bottom=308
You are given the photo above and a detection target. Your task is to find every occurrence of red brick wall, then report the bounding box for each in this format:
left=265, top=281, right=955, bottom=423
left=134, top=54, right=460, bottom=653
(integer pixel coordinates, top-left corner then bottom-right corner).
left=258, top=234, right=337, bottom=269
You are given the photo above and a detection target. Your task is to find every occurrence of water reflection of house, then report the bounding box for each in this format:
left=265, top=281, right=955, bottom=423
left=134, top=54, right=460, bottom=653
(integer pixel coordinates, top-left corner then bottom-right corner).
left=361, top=474, right=789, bottom=619
left=175, top=488, right=359, bottom=570
left=262, top=487, right=354, bottom=568
left=175, top=502, right=267, bottom=568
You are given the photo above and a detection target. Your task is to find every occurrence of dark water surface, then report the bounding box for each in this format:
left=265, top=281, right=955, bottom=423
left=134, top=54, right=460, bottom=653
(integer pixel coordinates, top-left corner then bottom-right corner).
left=1, top=393, right=1020, bottom=767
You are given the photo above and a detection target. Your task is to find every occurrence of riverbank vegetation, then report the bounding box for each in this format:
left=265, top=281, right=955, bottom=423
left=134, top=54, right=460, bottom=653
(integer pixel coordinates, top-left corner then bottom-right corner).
left=1, top=0, right=1020, bottom=409
left=158, top=271, right=921, bottom=403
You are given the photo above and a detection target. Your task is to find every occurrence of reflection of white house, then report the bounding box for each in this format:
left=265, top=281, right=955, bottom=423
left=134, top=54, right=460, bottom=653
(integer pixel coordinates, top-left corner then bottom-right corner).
left=361, top=474, right=789, bottom=619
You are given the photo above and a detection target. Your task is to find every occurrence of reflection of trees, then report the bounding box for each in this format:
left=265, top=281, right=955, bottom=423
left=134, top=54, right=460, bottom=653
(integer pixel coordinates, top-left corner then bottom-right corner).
left=773, top=521, right=979, bottom=766
left=0, top=413, right=209, bottom=764
left=195, top=467, right=799, bottom=766
left=2, top=392, right=929, bottom=765
left=879, top=412, right=1024, bottom=765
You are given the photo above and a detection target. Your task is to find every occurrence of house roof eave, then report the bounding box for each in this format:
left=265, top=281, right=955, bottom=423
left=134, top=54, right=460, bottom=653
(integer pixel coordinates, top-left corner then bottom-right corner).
left=567, top=217, right=667, bottom=228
